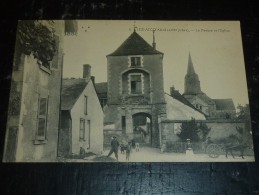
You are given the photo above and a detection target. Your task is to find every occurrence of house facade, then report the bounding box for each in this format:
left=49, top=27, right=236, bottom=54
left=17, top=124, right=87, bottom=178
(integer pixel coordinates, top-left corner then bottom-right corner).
left=59, top=65, right=103, bottom=157
left=3, top=21, right=65, bottom=162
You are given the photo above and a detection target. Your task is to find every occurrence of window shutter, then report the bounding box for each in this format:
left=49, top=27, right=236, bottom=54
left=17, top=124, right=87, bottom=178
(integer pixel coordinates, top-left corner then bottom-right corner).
left=80, top=119, right=85, bottom=140
left=36, top=97, right=48, bottom=140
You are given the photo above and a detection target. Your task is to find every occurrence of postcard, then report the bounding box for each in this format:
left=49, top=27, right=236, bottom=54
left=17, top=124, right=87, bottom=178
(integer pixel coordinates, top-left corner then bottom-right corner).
left=3, top=20, right=255, bottom=162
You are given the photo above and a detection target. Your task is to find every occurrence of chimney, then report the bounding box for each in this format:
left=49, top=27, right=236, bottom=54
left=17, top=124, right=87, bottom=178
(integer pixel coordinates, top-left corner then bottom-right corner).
left=91, top=76, right=95, bottom=85
left=83, top=64, right=91, bottom=81
left=170, top=86, right=179, bottom=96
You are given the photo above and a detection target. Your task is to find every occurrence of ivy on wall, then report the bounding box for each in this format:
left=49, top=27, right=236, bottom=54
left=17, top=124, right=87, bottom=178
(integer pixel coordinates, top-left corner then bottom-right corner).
left=16, top=20, right=56, bottom=67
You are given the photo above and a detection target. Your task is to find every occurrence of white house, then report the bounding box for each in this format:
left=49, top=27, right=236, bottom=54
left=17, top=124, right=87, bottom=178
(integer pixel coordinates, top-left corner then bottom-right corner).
left=58, top=64, right=103, bottom=156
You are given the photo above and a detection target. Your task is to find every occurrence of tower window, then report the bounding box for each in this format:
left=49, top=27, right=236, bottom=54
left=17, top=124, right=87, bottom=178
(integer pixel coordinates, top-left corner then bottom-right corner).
left=130, top=75, right=142, bottom=94
left=130, top=57, right=141, bottom=67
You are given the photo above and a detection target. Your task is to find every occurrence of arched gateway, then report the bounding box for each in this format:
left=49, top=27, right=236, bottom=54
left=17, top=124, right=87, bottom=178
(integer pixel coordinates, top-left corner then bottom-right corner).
left=132, top=112, right=152, bottom=146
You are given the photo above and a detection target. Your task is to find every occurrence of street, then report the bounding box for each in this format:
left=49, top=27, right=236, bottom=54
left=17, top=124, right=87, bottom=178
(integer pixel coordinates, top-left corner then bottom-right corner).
left=60, top=146, right=255, bottom=163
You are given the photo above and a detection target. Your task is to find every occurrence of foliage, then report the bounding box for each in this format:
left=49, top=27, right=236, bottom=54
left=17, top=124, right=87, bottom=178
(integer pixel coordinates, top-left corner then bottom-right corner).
left=16, top=20, right=56, bottom=66
left=199, top=123, right=211, bottom=141
left=177, top=118, right=200, bottom=142
left=236, top=104, right=253, bottom=146
left=177, top=119, right=211, bottom=142
left=236, top=104, right=250, bottom=120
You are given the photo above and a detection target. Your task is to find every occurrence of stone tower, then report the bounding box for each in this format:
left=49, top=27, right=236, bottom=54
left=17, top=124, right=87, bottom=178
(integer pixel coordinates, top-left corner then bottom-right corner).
left=183, top=53, right=202, bottom=95
left=104, top=31, right=166, bottom=147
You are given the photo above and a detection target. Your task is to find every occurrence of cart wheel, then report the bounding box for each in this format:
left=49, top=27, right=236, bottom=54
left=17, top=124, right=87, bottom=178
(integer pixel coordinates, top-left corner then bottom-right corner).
left=207, top=144, right=221, bottom=158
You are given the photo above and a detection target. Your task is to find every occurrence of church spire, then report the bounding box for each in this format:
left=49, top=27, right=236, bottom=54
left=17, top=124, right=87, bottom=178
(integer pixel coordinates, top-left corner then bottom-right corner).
left=183, top=52, right=202, bottom=95
left=187, top=52, right=195, bottom=75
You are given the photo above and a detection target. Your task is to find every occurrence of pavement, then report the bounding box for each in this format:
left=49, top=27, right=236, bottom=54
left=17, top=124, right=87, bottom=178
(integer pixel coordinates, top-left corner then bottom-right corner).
left=60, top=146, right=255, bottom=162
left=103, top=146, right=255, bottom=162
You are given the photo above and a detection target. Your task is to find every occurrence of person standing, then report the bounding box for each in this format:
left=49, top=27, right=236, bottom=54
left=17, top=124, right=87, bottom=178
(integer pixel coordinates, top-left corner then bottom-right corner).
left=125, top=142, right=131, bottom=161
left=107, top=136, right=120, bottom=161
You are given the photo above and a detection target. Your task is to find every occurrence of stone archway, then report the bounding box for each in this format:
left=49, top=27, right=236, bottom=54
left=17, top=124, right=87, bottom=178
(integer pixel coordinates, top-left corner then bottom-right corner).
left=132, top=112, right=152, bottom=146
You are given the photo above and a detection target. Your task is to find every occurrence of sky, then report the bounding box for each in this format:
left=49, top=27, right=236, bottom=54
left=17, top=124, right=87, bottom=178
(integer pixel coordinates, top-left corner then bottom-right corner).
left=63, top=20, right=249, bottom=108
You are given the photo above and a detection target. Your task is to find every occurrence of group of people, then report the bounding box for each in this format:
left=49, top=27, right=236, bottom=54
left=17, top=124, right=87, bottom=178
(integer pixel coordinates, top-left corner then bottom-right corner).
left=107, top=136, right=139, bottom=161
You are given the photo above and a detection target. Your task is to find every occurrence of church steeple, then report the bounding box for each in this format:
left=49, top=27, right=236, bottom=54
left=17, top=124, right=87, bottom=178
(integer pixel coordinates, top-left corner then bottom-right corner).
left=183, top=53, right=202, bottom=95
left=187, top=52, right=195, bottom=75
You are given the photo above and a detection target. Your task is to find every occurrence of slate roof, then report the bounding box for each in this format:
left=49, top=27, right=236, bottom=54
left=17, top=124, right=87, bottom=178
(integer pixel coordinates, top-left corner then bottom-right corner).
left=213, top=99, right=236, bottom=111
left=165, top=93, right=206, bottom=120
left=95, top=82, right=107, bottom=99
left=107, top=31, right=163, bottom=56
left=95, top=82, right=107, bottom=94
left=170, top=89, right=197, bottom=110
left=61, top=78, right=89, bottom=110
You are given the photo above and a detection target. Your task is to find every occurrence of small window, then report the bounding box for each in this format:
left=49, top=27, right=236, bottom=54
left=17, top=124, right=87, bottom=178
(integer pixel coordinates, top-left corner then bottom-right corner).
left=100, top=98, right=107, bottom=108
left=130, top=57, right=141, bottom=67
left=79, top=118, right=85, bottom=140
left=122, top=116, right=126, bottom=130
left=84, top=96, right=88, bottom=115
left=36, top=97, right=48, bottom=141
left=130, top=75, right=142, bottom=94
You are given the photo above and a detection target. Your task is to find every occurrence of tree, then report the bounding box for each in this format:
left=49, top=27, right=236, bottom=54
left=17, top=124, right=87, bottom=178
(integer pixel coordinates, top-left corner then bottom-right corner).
left=236, top=104, right=250, bottom=120
left=16, top=20, right=56, bottom=67
left=236, top=104, right=253, bottom=146
left=199, top=123, right=211, bottom=141
left=177, top=118, right=200, bottom=142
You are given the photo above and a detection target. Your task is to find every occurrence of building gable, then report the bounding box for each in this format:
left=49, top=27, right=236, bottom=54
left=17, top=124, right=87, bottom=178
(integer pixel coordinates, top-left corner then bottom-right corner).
left=107, top=31, right=163, bottom=56
left=61, top=78, right=89, bottom=110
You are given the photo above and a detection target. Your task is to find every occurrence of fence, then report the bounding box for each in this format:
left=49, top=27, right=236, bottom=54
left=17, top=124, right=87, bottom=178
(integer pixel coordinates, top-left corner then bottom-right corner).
left=165, top=141, right=206, bottom=154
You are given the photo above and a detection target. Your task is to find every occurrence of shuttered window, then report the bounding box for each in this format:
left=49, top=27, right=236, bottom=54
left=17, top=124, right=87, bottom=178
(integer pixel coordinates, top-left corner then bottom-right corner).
left=36, top=97, right=48, bottom=140
left=80, top=118, right=85, bottom=140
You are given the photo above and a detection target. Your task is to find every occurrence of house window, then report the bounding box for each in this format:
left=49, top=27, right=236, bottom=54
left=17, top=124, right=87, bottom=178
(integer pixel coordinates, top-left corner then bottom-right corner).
left=36, top=97, right=48, bottom=141
left=122, top=116, right=126, bottom=130
left=100, top=98, right=107, bottom=108
left=84, top=96, right=87, bottom=115
left=86, top=120, right=90, bottom=148
left=79, top=118, right=85, bottom=140
left=130, top=57, right=141, bottom=67
left=130, top=75, right=142, bottom=94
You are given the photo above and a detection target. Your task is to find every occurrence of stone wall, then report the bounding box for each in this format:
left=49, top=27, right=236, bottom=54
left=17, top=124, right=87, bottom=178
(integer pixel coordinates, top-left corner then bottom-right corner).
left=160, top=120, right=247, bottom=151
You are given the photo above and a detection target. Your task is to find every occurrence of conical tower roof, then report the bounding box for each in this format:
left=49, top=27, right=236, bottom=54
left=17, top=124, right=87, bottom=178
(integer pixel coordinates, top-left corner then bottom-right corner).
left=107, top=31, right=163, bottom=56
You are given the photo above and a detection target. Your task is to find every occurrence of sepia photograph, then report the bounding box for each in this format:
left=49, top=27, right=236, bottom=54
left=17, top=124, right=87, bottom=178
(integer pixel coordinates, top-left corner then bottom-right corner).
left=2, top=20, right=255, bottom=162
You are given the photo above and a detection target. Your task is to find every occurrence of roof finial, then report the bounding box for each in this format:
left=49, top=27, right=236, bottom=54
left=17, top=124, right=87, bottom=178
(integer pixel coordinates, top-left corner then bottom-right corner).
left=152, top=29, right=156, bottom=49
left=133, top=21, right=136, bottom=32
